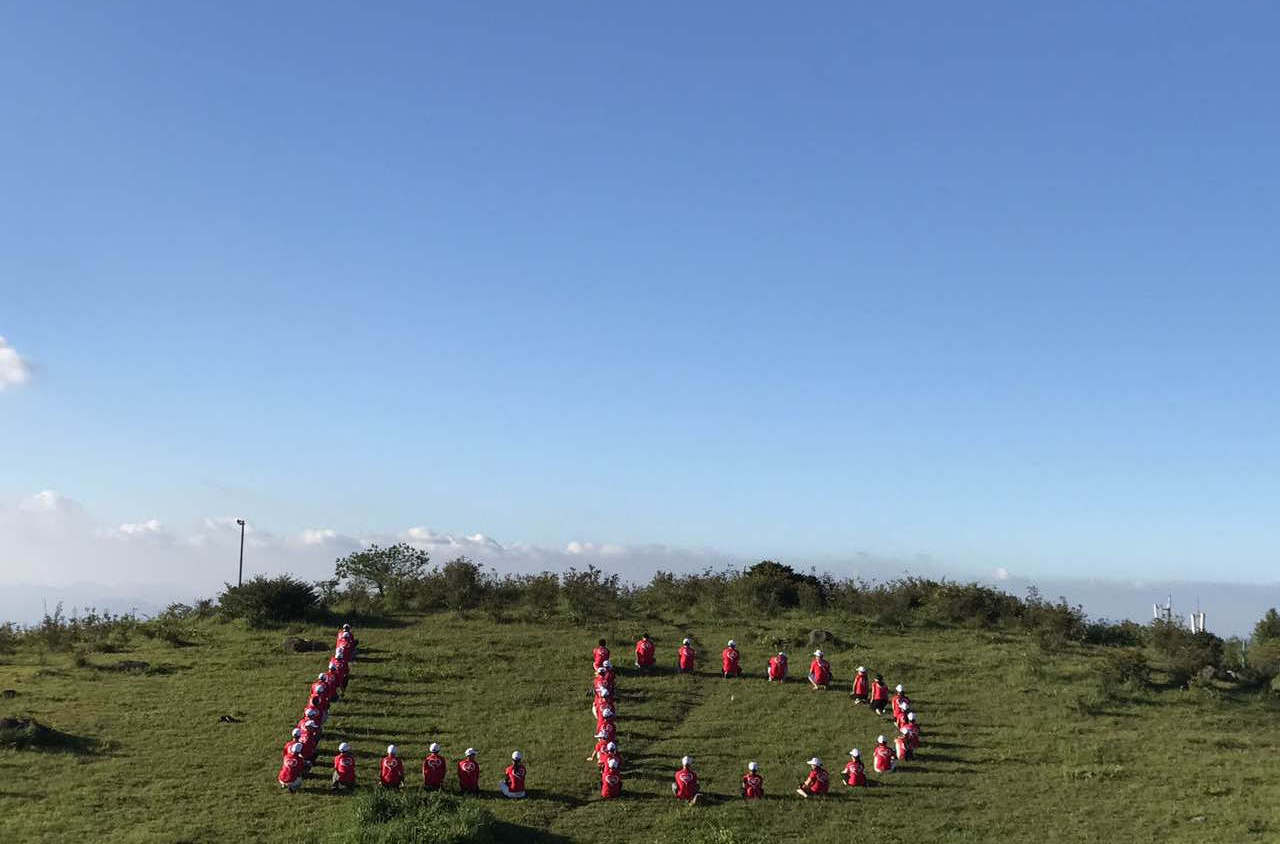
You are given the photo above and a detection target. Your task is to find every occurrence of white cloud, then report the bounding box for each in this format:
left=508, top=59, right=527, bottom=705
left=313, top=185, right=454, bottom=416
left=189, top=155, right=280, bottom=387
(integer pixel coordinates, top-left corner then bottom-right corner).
left=299, top=528, right=338, bottom=545
left=994, top=567, right=1010, bottom=581
left=20, top=490, right=74, bottom=513
left=0, top=336, right=31, bottom=391
left=113, top=519, right=167, bottom=538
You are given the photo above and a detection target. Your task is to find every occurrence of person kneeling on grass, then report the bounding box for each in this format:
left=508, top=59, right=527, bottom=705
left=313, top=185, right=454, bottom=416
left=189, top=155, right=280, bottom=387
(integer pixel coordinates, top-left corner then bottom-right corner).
left=278, top=743, right=305, bottom=793
left=380, top=745, right=404, bottom=788
left=851, top=666, right=869, bottom=703
left=843, top=749, right=867, bottom=788
left=741, top=761, right=764, bottom=800
left=332, top=742, right=356, bottom=791
left=500, top=750, right=527, bottom=799
left=593, top=638, right=611, bottom=671
left=672, top=756, right=701, bottom=804
left=808, top=650, right=832, bottom=690
left=634, top=633, right=656, bottom=671
left=870, top=674, right=890, bottom=715
left=601, top=757, right=622, bottom=799
left=873, top=735, right=896, bottom=773
left=457, top=748, right=481, bottom=794
left=721, top=640, right=742, bottom=678
left=423, top=743, right=447, bottom=790
left=678, top=638, right=696, bottom=673
left=895, top=727, right=913, bottom=762
left=767, top=651, right=788, bottom=682
left=795, top=757, right=829, bottom=798
left=599, top=740, right=620, bottom=772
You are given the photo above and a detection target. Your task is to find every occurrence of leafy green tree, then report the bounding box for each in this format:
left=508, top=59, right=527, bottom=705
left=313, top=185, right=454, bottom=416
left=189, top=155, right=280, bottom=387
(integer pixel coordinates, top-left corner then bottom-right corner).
left=334, top=543, right=429, bottom=598
left=1253, top=608, right=1280, bottom=643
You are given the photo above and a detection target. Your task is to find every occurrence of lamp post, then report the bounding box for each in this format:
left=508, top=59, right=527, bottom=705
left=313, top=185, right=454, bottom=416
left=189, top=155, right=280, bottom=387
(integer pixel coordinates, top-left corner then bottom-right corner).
left=236, top=519, right=246, bottom=587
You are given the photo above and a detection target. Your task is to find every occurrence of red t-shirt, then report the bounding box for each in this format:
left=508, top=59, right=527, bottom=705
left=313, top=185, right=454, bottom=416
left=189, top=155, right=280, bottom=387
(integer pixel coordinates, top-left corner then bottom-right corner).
left=635, top=639, right=655, bottom=666
left=853, top=673, right=869, bottom=696
left=678, top=646, right=695, bottom=671
left=380, top=756, right=404, bottom=786
left=505, top=763, right=526, bottom=793
left=334, top=752, right=356, bottom=784
left=809, top=659, right=831, bottom=685
left=457, top=758, right=480, bottom=791
left=843, top=760, right=866, bottom=787
left=768, top=655, right=787, bottom=680
left=721, top=648, right=740, bottom=674
left=423, top=754, right=447, bottom=787
left=601, top=769, right=622, bottom=798
left=803, top=767, right=829, bottom=795
left=278, top=755, right=304, bottom=784
left=282, top=739, right=299, bottom=760
left=742, top=773, right=764, bottom=799
left=599, top=750, right=620, bottom=771
left=593, top=646, right=610, bottom=670
left=873, top=745, right=894, bottom=771
left=892, top=694, right=910, bottom=718
left=595, top=720, right=616, bottom=743
left=674, top=768, right=699, bottom=799
left=871, top=681, right=889, bottom=703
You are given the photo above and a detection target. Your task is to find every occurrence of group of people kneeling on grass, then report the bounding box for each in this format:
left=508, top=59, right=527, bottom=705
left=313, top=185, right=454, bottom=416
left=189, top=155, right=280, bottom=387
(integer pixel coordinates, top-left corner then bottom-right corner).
left=372, top=744, right=529, bottom=798
left=277, top=625, right=356, bottom=792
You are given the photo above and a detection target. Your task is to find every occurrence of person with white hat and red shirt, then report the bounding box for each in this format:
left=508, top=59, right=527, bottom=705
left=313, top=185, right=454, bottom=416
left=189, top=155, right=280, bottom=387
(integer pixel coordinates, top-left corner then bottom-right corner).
left=842, top=748, right=868, bottom=787
left=277, top=742, right=305, bottom=792
left=332, top=742, right=356, bottom=791
left=721, top=640, right=742, bottom=678
left=601, top=757, right=622, bottom=799
left=457, top=748, right=480, bottom=793
left=422, top=743, right=447, bottom=790
left=850, top=666, right=870, bottom=703
left=500, top=750, right=527, bottom=798
left=808, top=650, right=832, bottom=689
left=672, top=755, right=700, bottom=803
left=795, top=757, right=829, bottom=797
left=741, top=761, right=764, bottom=799
left=873, top=735, right=896, bottom=773
left=767, top=650, right=788, bottom=682
left=379, top=745, right=404, bottom=788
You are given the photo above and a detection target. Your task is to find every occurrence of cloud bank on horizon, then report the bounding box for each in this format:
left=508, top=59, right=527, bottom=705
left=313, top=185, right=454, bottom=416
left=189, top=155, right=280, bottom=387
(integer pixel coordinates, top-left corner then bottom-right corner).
left=1, top=489, right=1276, bottom=637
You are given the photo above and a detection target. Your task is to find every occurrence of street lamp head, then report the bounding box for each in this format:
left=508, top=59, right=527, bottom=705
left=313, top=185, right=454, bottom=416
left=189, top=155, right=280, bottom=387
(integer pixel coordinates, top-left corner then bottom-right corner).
left=236, top=519, right=245, bottom=526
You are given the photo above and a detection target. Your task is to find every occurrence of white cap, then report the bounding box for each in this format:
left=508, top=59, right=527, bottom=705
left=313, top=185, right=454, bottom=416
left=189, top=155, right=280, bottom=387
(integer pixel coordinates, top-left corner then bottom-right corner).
left=857, top=666, right=866, bottom=673
left=602, top=708, right=613, bottom=718
left=317, top=673, right=326, bottom=681
left=387, top=744, right=398, bottom=756
left=336, top=647, right=345, bottom=657
left=600, top=688, right=610, bottom=697
left=305, top=708, right=319, bottom=717
left=778, top=651, right=786, bottom=656
left=291, top=742, right=303, bottom=755
left=316, top=684, right=327, bottom=693
left=683, top=637, right=692, bottom=645
left=465, top=747, right=477, bottom=757
left=808, top=757, right=822, bottom=767
left=596, top=666, right=606, bottom=674
left=291, top=728, right=301, bottom=738
left=896, top=684, right=904, bottom=692
left=304, top=720, right=317, bottom=729
left=850, top=748, right=860, bottom=758
left=813, top=649, right=823, bottom=657
left=342, top=623, right=350, bottom=630
left=512, top=750, right=522, bottom=761
left=747, top=761, right=759, bottom=771
left=429, top=743, right=441, bottom=753
left=727, top=640, right=736, bottom=647
left=338, top=742, right=350, bottom=753
left=900, top=727, right=909, bottom=735
left=594, top=731, right=606, bottom=739
left=681, top=755, right=693, bottom=767
left=607, top=758, right=619, bottom=769
left=603, top=659, right=612, bottom=668
left=907, top=712, right=916, bottom=722
left=606, top=741, right=617, bottom=752
left=877, top=735, right=886, bottom=743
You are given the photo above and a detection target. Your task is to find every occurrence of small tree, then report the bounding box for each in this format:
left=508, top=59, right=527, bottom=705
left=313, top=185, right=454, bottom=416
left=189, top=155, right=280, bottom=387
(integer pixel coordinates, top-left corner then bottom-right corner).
left=334, top=543, right=430, bottom=598
left=1253, top=608, right=1280, bottom=643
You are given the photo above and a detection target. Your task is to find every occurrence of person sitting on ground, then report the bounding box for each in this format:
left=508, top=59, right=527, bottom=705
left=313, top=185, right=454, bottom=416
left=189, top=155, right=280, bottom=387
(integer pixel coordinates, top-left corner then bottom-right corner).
left=423, top=743, right=447, bottom=790
left=873, top=735, right=896, bottom=773
left=600, top=659, right=616, bottom=690
left=322, top=666, right=342, bottom=703
left=592, top=685, right=612, bottom=721
left=601, top=757, right=622, bottom=799
left=767, top=651, right=788, bottom=682
left=599, top=740, right=620, bottom=772
left=590, top=714, right=617, bottom=763
left=500, top=751, right=527, bottom=799
left=721, top=640, right=742, bottom=678
left=891, top=684, right=911, bottom=721
left=678, top=638, right=696, bottom=673
left=593, top=638, right=610, bottom=671
left=634, top=633, right=656, bottom=671
left=282, top=728, right=303, bottom=760
left=278, top=742, right=306, bottom=792
left=328, top=654, right=349, bottom=693
left=595, top=706, right=616, bottom=738
left=335, top=626, right=357, bottom=661
left=851, top=666, right=869, bottom=703
left=796, top=757, right=829, bottom=798
left=298, top=720, right=320, bottom=767
left=379, top=745, right=404, bottom=788
left=808, top=650, right=832, bottom=690
left=672, top=756, right=701, bottom=804
left=305, top=693, right=328, bottom=724
left=309, top=676, right=330, bottom=710
left=457, top=748, right=480, bottom=794
left=870, top=674, right=890, bottom=715
left=297, top=708, right=322, bottom=735
left=332, top=742, right=356, bottom=791
left=741, top=761, right=764, bottom=799
left=905, top=712, right=922, bottom=749
left=842, top=749, right=867, bottom=788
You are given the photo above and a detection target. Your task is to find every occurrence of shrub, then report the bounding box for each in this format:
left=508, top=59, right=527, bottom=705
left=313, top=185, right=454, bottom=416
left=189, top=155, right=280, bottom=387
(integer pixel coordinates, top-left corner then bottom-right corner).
left=562, top=566, right=621, bottom=624
left=218, top=575, right=320, bottom=627
left=343, top=788, right=497, bottom=844
left=0, top=623, right=16, bottom=656
left=442, top=557, right=485, bottom=612
left=1099, top=648, right=1151, bottom=694
left=1151, top=620, right=1224, bottom=687
left=335, top=543, right=430, bottom=599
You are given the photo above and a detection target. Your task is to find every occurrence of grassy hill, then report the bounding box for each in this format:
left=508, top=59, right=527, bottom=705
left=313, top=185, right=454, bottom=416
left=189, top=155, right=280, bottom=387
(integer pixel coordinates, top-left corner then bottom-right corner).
left=2, top=612, right=1278, bottom=843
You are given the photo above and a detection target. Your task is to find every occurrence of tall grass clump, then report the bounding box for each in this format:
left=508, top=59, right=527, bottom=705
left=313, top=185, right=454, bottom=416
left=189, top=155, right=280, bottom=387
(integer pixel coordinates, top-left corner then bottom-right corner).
left=342, top=788, right=497, bottom=844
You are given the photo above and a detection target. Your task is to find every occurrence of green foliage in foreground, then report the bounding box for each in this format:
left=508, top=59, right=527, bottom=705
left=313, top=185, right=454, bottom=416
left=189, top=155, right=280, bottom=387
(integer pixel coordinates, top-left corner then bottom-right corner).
left=1, top=612, right=1278, bottom=843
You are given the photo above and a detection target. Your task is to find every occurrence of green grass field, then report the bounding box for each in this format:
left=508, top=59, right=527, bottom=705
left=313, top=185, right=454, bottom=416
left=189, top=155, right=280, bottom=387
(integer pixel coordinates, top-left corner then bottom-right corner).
left=2, top=613, right=1278, bottom=843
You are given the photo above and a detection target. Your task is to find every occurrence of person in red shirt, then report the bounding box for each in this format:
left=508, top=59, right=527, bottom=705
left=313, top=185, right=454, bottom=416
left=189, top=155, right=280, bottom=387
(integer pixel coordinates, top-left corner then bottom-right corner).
left=721, top=640, right=742, bottom=678
left=870, top=674, right=890, bottom=715
left=282, top=728, right=303, bottom=760
left=634, top=633, right=656, bottom=671
left=905, top=712, right=922, bottom=749
left=891, top=684, right=911, bottom=721
left=333, top=648, right=350, bottom=689
left=842, top=749, right=867, bottom=788
left=598, top=741, right=619, bottom=772
left=808, top=650, right=832, bottom=690
left=500, top=750, right=527, bottom=799
left=332, top=742, right=356, bottom=791
left=457, top=747, right=480, bottom=794
left=895, top=727, right=912, bottom=762
left=305, top=694, right=329, bottom=724
left=278, top=742, right=305, bottom=792
left=741, top=761, right=764, bottom=799
left=322, top=668, right=342, bottom=703
left=678, top=638, right=696, bottom=673
left=423, top=742, right=447, bottom=789
left=296, top=709, right=321, bottom=736
left=380, top=745, right=404, bottom=788
left=592, top=685, right=612, bottom=721
left=601, top=757, right=622, bottom=798
left=795, top=757, right=829, bottom=798
left=329, top=657, right=349, bottom=692
left=335, top=624, right=357, bottom=659
left=600, top=660, right=616, bottom=689
left=873, top=735, right=896, bottom=773
left=590, top=715, right=616, bottom=763
left=594, top=706, right=616, bottom=737
left=593, top=639, right=610, bottom=670
left=767, top=651, right=788, bottom=682
left=672, top=756, right=700, bottom=804
left=850, top=666, right=869, bottom=703
left=298, top=720, right=320, bottom=766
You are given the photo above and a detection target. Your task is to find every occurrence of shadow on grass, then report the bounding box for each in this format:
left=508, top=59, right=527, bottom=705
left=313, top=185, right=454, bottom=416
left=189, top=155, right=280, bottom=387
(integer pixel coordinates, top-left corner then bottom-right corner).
left=0, top=718, right=100, bottom=755
left=491, top=821, right=573, bottom=843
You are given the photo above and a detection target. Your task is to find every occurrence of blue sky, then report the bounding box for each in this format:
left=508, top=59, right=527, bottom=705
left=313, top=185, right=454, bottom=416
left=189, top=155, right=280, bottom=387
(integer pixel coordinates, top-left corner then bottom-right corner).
left=2, top=3, right=1278, bottom=622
